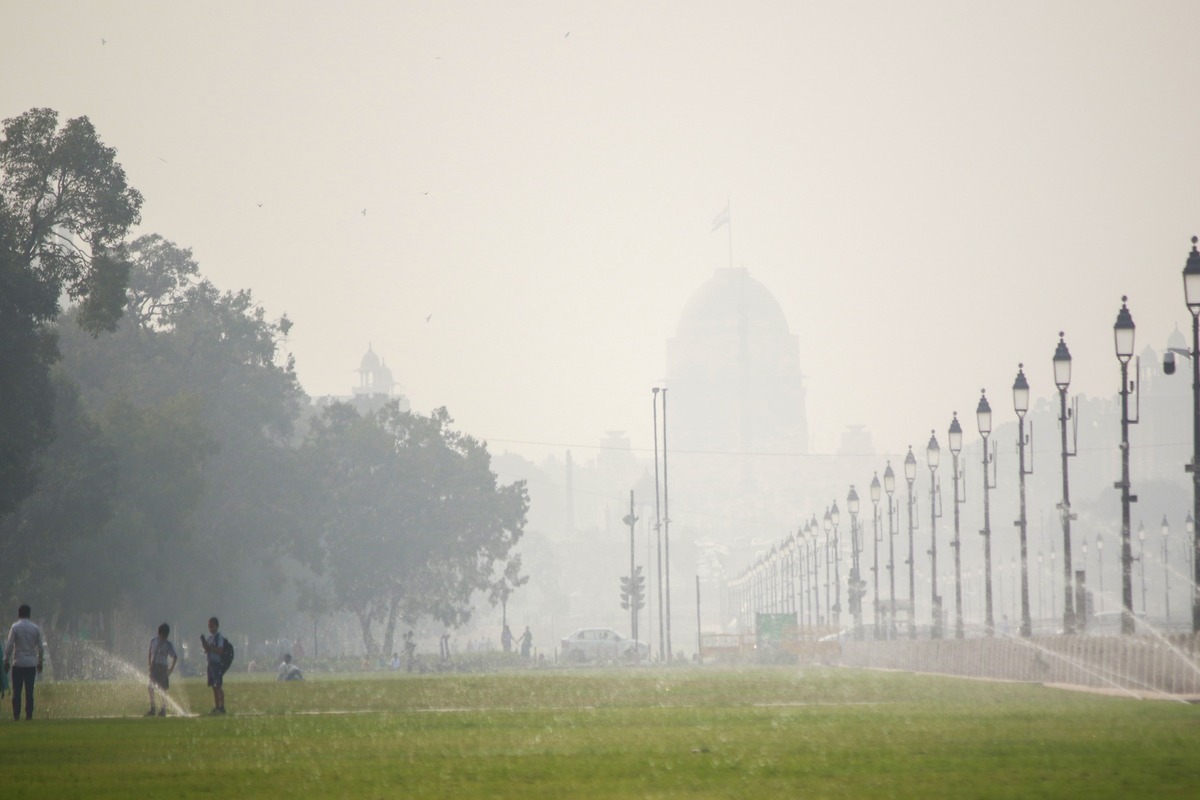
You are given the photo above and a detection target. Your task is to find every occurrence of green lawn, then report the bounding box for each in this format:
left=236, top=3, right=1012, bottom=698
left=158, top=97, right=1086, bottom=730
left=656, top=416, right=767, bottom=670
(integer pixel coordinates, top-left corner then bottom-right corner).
left=3, top=667, right=1197, bottom=798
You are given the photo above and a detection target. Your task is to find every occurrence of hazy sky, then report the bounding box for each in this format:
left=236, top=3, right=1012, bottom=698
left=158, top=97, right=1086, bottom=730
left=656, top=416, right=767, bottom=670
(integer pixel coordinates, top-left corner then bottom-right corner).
left=6, top=1, right=1200, bottom=465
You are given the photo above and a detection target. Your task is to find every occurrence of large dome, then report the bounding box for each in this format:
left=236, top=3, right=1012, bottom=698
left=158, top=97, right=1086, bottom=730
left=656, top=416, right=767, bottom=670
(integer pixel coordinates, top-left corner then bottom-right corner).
left=675, top=268, right=792, bottom=339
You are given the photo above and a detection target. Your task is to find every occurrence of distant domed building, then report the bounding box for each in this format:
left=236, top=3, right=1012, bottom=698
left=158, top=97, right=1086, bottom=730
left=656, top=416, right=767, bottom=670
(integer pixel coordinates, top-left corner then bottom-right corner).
left=354, top=344, right=397, bottom=398
left=666, top=267, right=808, bottom=455
left=312, top=344, right=410, bottom=416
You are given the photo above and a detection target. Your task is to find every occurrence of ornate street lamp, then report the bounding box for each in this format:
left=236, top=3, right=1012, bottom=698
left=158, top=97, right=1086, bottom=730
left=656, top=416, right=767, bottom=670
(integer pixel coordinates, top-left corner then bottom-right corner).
left=823, top=508, right=833, bottom=628
left=884, top=462, right=898, bottom=639
left=847, top=486, right=863, bottom=638
left=1013, top=364, right=1033, bottom=638
left=977, top=390, right=998, bottom=636
left=831, top=500, right=842, bottom=628
left=807, top=519, right=821, bottom=626
left=1114, top=296, right=1139, bottom=635
left=904, top=445, right=918, bottom=639
left=1184, top=239, right=1200, bottom=632
left=926, top=430, right=943, bottom=638
left=1053, top=333, right=1079, bottom=634
left=870, top=473, right=882, bottom=639
left=948, top=413, right=966, bottom=639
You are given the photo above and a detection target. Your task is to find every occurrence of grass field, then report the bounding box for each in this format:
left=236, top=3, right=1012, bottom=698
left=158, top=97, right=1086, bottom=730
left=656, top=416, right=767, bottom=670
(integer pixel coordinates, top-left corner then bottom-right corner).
left=3, top=666, right=1198, bottom=798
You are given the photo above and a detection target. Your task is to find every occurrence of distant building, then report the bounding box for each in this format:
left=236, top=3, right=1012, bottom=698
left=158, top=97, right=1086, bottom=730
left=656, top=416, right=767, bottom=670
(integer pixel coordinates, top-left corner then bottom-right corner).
left=314, top=344, right=410, bottom=416
left=666, top=267, right=808, bottom=456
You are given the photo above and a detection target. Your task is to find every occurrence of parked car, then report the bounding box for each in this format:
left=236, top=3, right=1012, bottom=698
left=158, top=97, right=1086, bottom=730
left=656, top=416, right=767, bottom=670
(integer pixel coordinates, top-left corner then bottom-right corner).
left=559, top=628, right=649, bottom=662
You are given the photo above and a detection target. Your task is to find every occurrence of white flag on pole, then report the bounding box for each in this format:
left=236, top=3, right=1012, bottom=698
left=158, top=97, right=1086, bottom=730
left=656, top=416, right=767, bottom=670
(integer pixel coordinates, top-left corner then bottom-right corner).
left=710, top=203, right=730, bottom=232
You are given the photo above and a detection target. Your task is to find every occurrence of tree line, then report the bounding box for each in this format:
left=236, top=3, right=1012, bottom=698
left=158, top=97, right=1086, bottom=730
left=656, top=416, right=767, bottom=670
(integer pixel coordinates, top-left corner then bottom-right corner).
left=0, top=108, right=528, bottom=665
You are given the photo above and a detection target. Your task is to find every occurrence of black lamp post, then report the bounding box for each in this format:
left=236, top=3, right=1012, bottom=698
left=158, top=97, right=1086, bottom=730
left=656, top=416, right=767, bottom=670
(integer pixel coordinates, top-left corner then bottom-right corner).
left=831, top=500, right=842, bottom=628
left=1012, top=364, right=1033, bottom=638
left=977, top=390, right=997, bottom=636
left=847, top=487, right=863, bottom=638
left=1097, top=534, right=1105, bottom=613
left=926, top=431, right=943, bottom=639
left=948, top=413, right=966, bottom=639
left=870, top=473, right=882, bottom=640
left=884, top=462, right=897, bottom=639
left=904, top=446, right=918, bottom=639
left=807, top=520, right=821, bottom=626
left=1053, top=333, right=1079, bottom=634
left=1114, top=296, right=1139, bottom=636
left=823, top=508, right=833, bottom=627
left=1182, top=239, right=1200, bottom=633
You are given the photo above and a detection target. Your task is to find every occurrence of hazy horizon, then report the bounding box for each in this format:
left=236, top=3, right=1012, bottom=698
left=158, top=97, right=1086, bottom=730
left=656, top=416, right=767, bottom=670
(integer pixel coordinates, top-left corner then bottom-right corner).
left=6, top=1, right=1200, bottom=467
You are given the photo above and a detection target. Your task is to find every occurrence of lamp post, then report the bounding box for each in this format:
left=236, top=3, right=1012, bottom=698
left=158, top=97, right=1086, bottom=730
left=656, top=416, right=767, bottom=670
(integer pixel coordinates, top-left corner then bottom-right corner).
left=949, top=413, right=966, bottom=639
left=847, top=487, right=863, bottom=638
left=1114, top=296, right=1139, bottom=636
left=1161, top=515, right=1170, bottom=623
left=823, top=508, right=833, bottom=628
left=870, top=473, right=882, bottom=639
left=831, top=500, right=842, bottom=628
left=652, top=388, right=665, bottom=659
left=926, top=431, right=943, bottom=639
left=1053, top=332, right=1079, bottom=634
left=622, top=491, right=639, bottom=645
left=904, top=445, right=918, bottom=639
left=978, top=390, right=997, bottom=636
left=1182, top=239, right=1200, bottom=633
left=1097, top=534, right=1105, bottom=613
left=884, top=462, right=897, bottom=639
left=1012, top=364, right=1033, bottom=638
left=808, top=519, right=821, bottom=626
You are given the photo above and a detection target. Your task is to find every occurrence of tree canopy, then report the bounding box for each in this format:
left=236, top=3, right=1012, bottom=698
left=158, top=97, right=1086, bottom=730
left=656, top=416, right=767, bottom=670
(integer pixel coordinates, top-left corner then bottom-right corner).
left=301, top=403, right=529, bottom=658
left=0, top=108, right=142, bottom=515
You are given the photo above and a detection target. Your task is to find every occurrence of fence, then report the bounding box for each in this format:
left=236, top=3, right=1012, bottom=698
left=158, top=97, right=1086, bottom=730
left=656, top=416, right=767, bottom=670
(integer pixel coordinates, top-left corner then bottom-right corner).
left=833, top=633, right=1200, bottom=696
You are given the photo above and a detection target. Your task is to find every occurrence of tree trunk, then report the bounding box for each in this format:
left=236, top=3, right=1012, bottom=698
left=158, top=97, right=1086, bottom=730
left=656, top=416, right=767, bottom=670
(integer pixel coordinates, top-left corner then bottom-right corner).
left=381, top=594, right=400, bottom=660
left=356, top=608, right=378, bottom=658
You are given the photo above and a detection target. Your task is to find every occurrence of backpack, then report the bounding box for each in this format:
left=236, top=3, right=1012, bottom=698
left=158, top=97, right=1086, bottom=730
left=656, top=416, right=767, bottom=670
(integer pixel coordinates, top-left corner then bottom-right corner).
left=219, top=635, right=235, bottom=674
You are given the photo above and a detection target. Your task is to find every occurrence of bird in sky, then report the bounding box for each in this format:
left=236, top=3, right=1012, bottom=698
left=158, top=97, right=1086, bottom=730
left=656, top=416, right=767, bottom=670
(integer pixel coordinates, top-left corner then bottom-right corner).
left=101, top=38, right=106, bottom=45
left=361, top=208, right=367, bottom=216
left=421, top=190, right=430, bottom=196
left=565, top=32, right=570, bottom=38
left=256, top=202, right=263, bottom=208
left=426, top=314, right=432, bottom=323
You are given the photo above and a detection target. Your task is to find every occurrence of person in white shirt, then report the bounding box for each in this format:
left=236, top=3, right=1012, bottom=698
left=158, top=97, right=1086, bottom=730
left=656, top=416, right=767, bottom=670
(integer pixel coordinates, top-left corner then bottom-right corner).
left=276, top=653, right=303, bottom=681
left=146, top=623, right=178, bottom=717
left=3, top=604, right=45, bottom=721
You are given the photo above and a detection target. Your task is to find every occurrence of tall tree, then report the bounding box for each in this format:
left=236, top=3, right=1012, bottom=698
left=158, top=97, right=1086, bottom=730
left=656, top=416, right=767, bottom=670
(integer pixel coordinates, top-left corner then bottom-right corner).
left=0, top=108, right=142, bottom=514
left=51, top=234, right=303, bottom=638
left=302, top=403, right=529, bottom=657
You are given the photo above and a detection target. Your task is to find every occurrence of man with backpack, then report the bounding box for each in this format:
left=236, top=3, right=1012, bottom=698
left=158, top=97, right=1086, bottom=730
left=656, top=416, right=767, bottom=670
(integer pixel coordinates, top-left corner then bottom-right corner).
left=200, top=616, right=232, bottom=715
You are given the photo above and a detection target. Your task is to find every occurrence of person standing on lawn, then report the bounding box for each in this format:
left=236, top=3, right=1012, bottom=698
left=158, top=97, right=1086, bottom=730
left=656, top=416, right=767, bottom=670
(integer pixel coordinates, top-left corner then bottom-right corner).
left=3, top=604, right=44, bottom=721
left=200, top=616, right=227, bottom=714
left=146, top=623, right=178, bottom=716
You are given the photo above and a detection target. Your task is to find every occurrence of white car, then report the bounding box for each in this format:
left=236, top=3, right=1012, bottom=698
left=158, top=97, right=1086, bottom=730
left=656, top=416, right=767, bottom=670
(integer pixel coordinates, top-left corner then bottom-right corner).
left=560, top=628, right=649, bottom=662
